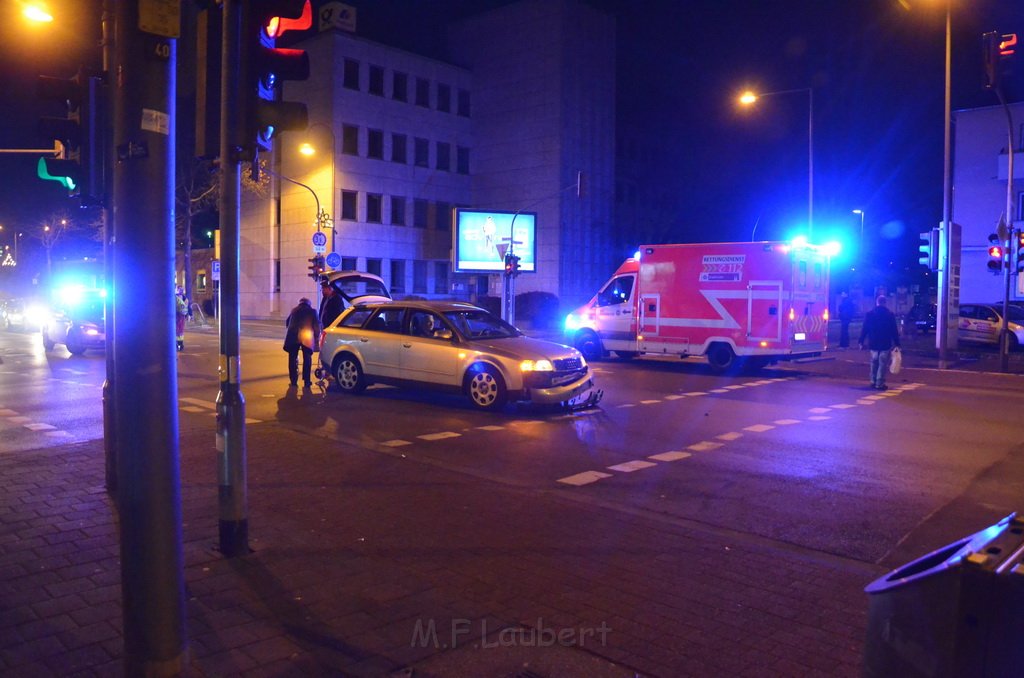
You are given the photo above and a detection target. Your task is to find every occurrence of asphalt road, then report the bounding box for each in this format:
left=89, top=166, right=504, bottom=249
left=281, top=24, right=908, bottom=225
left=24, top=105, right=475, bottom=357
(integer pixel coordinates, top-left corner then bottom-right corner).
left=3, top=322, right=1022, bottom=577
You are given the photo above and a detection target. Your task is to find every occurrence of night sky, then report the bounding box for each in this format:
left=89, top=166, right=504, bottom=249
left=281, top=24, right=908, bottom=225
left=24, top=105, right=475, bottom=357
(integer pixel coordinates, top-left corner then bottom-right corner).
left=0, top=0, right=1021, bottom=277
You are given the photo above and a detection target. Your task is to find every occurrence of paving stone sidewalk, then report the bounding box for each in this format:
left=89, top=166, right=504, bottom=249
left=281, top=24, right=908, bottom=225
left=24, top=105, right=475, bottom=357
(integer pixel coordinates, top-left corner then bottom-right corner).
left=1, top=422, right=883, bottom=677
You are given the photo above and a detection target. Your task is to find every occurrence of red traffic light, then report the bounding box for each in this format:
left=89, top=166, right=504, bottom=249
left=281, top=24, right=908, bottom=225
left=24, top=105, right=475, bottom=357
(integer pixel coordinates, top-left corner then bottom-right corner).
left=265, top=0, right=312, bottom=39
left=988, top=246, right=1003, bottom=258
left=1000, top=33, right=1017, bottom=57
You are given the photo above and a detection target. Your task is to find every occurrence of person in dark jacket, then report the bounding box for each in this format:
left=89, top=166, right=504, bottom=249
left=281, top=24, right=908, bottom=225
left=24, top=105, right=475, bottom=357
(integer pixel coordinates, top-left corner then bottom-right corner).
left=284, top=297, right=320, bottom=387
left=858, top=295, right=900, bottom=390
left=319, top=281, right=344, bottom=329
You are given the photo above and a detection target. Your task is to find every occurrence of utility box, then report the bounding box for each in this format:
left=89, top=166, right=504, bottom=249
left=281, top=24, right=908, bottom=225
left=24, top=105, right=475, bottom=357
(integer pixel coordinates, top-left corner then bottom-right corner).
left=864, top=513, right=1024, bottom=677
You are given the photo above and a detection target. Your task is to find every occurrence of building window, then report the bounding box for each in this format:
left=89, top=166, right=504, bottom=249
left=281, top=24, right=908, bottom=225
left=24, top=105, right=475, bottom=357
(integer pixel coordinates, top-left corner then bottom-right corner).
left=435, top=201, right=451, bottom=231
left=457, top=88, right=470, bottom=117
left=196, top=272, right=207, bottom=292
left=437, top=83, right=451, bottom=113
left=391, top=133, right=407, bottom=163
left=342, top=256, right=357, bottom=271
left=343, top=58, right=360, bottom=90
left=413, top=260, right=427, bottom=293
left=391, top=196, right=406, bottom=226
left=367, top=129, right=384, bottom=159
left=342, top=124, right=359, bottom=155
left=390, top=260, right=406, bottom=293
left=341, top=190, right=358, bottom=220
left=436, top=142, right=450, bottom=171
left=457, top=146, right=470, bottom=175
left=366, top=258, right=382, bottom=277
left=413, top=199, right=428, bottom=228
left=415, top=77, right=430, bottom=107
left=368, top=65, right=384, bottom=96
left=392, top=71, right=408, bottom=102
left=414, top=137, right=429, bottom=167
left=367, top=193, right=382, bottom=223
left=433, top=261, right=448, bottom=294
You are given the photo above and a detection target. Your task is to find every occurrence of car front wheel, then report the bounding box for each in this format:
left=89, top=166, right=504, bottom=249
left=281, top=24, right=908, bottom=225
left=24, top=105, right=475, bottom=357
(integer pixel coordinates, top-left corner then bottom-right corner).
left=466, top=365, right=507, bottom=411
left=333, top=353, right=367, bottom=393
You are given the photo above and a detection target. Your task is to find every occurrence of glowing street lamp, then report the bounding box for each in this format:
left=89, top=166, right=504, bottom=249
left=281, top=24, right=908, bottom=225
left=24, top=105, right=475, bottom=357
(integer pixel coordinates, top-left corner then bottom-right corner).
left=23, top=4, right=54, bottom=23
left=739, top=87, right=814, bottom=238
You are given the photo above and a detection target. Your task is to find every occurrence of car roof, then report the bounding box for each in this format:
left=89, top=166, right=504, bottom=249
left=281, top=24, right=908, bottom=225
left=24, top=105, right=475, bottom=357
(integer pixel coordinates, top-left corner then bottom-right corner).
left=353, top=300, right=486, bottom=313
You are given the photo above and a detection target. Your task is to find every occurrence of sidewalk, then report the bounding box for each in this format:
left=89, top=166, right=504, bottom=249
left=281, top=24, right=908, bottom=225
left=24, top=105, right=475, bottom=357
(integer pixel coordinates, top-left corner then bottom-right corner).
left=0, top=423, right=879, bottom=676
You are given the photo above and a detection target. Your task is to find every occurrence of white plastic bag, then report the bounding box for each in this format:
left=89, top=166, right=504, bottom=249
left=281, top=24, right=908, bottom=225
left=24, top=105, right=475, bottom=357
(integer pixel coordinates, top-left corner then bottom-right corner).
left=889, top=347, right=902, bottom=375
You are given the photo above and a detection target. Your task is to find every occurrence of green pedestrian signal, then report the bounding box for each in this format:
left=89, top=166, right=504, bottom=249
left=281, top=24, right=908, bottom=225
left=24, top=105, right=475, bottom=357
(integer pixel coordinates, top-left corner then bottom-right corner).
left=37, top=156, right=78, bottom=191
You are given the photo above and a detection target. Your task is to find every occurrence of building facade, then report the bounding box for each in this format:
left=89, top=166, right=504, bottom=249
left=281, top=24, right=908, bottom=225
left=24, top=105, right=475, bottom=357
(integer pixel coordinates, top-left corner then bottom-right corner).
left=237, top=0, right=616, bottom=319
left=953, top=102, right=1024, bottom=303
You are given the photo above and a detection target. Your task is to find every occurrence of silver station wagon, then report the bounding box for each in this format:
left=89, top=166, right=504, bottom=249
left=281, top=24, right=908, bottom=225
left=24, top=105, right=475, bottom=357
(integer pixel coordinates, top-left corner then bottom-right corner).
left=318, top=300, right=598, bottom=411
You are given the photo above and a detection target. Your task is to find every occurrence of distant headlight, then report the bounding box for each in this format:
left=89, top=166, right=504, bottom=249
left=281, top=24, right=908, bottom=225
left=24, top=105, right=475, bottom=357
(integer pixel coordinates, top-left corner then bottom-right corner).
left=520, top=359, right=554, bottom=372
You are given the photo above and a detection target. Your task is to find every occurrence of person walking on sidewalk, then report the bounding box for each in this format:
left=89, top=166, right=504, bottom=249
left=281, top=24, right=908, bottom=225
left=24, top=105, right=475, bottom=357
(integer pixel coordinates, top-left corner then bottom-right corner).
left=859, top=294, right=900, bottom=390
left=838, top=292, right=855, bottom=348
left=284, top=297, right=320, bottom=387
left=175, top=287, right=189, bottom=352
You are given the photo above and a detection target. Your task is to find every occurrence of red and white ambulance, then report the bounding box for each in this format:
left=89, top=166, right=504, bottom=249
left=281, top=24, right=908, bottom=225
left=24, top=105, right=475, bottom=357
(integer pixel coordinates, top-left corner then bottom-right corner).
left=564, top=240, right=832, bottom=371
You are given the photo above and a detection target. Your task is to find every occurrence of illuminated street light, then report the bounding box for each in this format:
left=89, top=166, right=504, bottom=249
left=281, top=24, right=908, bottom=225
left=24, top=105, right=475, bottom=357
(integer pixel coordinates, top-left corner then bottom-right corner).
left=738, top=87, right=814, bottom=239
left=298, top=142, right=315, bottom=157
left=852, top=209, right=865, bottom=257
left=23, top=4, right=54, bottom=23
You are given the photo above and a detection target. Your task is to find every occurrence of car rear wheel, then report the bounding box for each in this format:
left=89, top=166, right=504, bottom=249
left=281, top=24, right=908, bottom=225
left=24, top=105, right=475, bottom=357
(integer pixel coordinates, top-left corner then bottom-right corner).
left=466, top=365, right=507, bottom=411
left=333, top=353, right=367, bottom=393
left=66, top=331, right=86, bottom=356
left=706, top=342, right=736, bottom=372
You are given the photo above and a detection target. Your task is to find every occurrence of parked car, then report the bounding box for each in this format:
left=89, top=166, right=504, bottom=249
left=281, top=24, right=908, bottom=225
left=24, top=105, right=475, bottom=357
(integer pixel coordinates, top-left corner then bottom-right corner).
left=2, top=298, right=47, bottom=331
left=320, top=270, right=391, bottom=310
left=906, top=302, right=937, bottom=333
left=957, top=303, right=1024, bottom=350
left=41, top=288, right=106, bottom=355
left=318, top=300, right=598, bottom=410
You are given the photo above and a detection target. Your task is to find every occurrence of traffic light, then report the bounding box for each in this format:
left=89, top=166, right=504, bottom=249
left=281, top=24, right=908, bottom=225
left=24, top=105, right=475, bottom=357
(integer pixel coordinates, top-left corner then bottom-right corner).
left=242, top=1, right=312, bottom=179
left=308, top=254, right=325, bottom=279
left=918, top=229, right=938, bottom=271
left=983, top=31, right=1017, bottom=90
left=1016, top=231, right=1024, bottom=274
left=35, top=68, right=104, bottom=205
left=503, top=253, right=521, bottom=276
left=988, top=233, right=1005, bottom=273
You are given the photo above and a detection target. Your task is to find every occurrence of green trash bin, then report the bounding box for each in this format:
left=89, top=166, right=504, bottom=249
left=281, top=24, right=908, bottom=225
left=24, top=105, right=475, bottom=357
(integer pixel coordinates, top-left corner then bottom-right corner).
left=863, top=513, right=1024, bottom=677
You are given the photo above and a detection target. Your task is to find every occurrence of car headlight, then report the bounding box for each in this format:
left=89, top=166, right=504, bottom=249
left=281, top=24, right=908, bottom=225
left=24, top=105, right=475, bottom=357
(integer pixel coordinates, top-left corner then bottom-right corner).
left=564, top=313, right=579, bottom=331
left=520, top=359, right=554, bottom=372
left=578, top=354, right=587, bottom=368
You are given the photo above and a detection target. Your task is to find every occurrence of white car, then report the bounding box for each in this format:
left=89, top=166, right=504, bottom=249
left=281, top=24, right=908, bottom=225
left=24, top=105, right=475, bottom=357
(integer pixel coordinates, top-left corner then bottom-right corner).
left=958, top=303, right=1024, bottom=349
left=318, top=300, right=598, bottom=411
left=320, top=270, right=392, bottom=308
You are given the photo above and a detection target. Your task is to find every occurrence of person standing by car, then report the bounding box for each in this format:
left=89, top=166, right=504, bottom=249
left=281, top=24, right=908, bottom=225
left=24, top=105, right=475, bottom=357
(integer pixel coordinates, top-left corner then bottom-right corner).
left=284, top=297, right=320, bottom=387
left=859, top=295, right=900, bottom=390
left=838, top=292, right=855, bottom=349
left=319, top=281, right=344, bottom=329
left=175, top=287, right=188, bottom=352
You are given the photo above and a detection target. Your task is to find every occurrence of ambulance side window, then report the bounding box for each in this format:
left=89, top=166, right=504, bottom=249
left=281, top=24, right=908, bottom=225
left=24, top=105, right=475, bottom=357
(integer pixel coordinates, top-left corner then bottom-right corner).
left=597, top=275, right=634, bottom=307
left=813, top=262, right=822, bottom=289
left=798, top=261, right=807, bottom=288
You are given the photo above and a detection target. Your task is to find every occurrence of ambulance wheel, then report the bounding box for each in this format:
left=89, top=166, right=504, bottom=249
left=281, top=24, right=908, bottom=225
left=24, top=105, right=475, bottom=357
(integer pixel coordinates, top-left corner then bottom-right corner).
left=614, top=351, right=637, bottom=360
left=707, top=343, right=736, bottom=372
left=575, top=331, right=603, bottom=362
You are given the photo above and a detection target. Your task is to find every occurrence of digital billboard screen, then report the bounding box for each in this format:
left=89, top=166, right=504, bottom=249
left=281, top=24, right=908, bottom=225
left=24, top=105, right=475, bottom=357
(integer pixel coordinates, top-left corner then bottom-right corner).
left=453, top=209, right=536, bottom=273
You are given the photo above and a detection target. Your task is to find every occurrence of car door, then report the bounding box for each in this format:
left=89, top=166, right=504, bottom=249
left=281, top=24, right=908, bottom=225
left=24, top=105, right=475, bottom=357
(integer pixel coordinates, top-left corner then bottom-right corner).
left=400, top=310, right=460, bottom=386
left=595, top=274, right=636, bottom=349
left=976, top=306, right=1001, bottom=344
left=356, top=307, right=405, bottom=378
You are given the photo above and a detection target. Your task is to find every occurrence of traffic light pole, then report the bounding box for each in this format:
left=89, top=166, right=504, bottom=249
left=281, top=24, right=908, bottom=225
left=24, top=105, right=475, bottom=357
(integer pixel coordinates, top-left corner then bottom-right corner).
left=110, top=0, right=186, bottom=673
left=217, top=0, right=250, bottom=558
left=996, top=90, right=1015, bottom=373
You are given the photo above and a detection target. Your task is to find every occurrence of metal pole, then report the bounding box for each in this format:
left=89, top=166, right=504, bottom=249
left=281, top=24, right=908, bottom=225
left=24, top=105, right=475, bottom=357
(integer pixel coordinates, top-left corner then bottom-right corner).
left=111, top=0, right=186, bottom=673
left=808, top=87, right=813, bottom=240
left=995, top=89, right=1015, bottom=373
left=937, top=0, right=952, bottom=368
left=101, top=0, right=116, bottom=494
left=217, top=0, right=249, bottom=558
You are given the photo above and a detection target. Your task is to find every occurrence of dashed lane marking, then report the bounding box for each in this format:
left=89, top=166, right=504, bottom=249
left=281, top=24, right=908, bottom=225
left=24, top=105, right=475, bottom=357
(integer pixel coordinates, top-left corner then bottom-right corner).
left=856, top=399, right=877, bottom=405
left=45, top=431, right=71, bottom=437
left=607, top=460, right=657, bottom=473
left=807, top=415, right=831, bottom=421
left=723, top=384, right=746, bottom=390
left=717, top=432, right=743, bottom=441
left=743, top=424, right=775, bottom=433
left=557, top=471, right=613, bottom=486
left=649, top=451, right=692, bottom=462
left=684, top=391, right=708, bottom=397
left=709, top=388, right=730, bottom=394
left=809, top=407, right=831, bottom=414
left=417, top=431, right=461, bottom=441
left=773, top=419, right=800, bottom=426
left=181, top=406, right=206, bottom=413
left=617, top=403, right=636, bottom=409
left=24, top=423, right=57, bottom=431
left=0, top=409, right=18, bottom=416
left=640, top=399, right=661, bottom=405
left=688, top=441, right=723, bottom=452
left=476, top=425, right=504, bottom=431
left=9, top=416, right=31, bottom=424
left=664, top=394, right=685, bottom=400
left=381, top=439, right=412, bottom=448
left=829, top=403, right=857, bottom=409
left=180, top=397, right=217, bottom=409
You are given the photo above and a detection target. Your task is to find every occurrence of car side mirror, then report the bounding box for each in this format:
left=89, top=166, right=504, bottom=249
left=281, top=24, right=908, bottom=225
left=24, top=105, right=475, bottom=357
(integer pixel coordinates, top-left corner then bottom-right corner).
left=435, top=328, right=453, bottom=341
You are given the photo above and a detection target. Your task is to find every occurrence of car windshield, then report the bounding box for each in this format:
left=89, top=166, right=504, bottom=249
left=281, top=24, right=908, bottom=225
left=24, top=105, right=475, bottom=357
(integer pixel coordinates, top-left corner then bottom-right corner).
left=444, top=309, right=520, bottom=340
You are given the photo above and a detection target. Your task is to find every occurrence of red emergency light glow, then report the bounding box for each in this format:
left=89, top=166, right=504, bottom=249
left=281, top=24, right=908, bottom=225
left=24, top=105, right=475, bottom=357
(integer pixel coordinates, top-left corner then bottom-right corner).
left=788, top=308, right=796, bottom=321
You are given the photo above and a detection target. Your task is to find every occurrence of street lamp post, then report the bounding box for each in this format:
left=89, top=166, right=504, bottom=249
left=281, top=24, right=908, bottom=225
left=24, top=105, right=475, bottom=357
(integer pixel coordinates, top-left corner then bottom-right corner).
left=852, top=209, right=865, bottom=258
left=739, top=87, right=814, bottom=239
left=299, top=122, right=337, bottom=250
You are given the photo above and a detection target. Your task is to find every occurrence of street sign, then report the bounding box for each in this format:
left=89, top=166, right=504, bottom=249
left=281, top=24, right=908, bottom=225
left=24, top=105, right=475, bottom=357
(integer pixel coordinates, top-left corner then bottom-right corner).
left=325, top=252, right=341, bottom=269
left=211, top=260, right=220, bottom=281
left=312, top=231, right=327, bottom=247
left=313, top=244, right=326, bottom=254
left=496, top=243, right=509, bottom=260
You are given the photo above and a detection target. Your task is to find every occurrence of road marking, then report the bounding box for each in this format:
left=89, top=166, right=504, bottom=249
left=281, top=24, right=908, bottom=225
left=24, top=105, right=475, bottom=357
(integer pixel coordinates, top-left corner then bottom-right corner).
left=45, top=430, right=71, bottom=437
left=717, top=432, right=743, bottom=441
left=244, top=418, right=261, bottom=425
left=476, top=425, right=504, bottom=431
left=616, top=403, right=636, bottom=409
left=417, top=431, right=461, bottom=441
left=607, top=460, right=657, bottom=473
left=856, top=399, right=876, bottom=405
left=557, top=471, right=612, bottom=486
left=807, top=415, right=831, bottom=421
left=723, top=384, right=746, bottom=390
left=684, top=391, right=707, bottom=397
left=709, top=388, right=730, bottom=393
left=829, top=403, right=856, bottom=409
left=649, top=451, right=692, bottom=462
left=743, top=424, right=775, bottom=433
left=862, top=395, right=885, bottom=401
left=0, top=409, right=19, bottom=416
left=181, top=406, right=206, bottom=413
left=640, top=399, right=660, bottom=405
left=808, top=407, right=831, bottom=414
left=180, top=397, right=217, bottom=410
left=9, top=416, right=31, bottom=424
left=381, top=439, right=412, bottom=448
left=773, top=419, right=800, bottom=425
left=664, top=394, right=684, bottom=400
left=688, top=441, right=723, bottom=452
left=24, top=423, right=56, bottom=431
